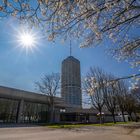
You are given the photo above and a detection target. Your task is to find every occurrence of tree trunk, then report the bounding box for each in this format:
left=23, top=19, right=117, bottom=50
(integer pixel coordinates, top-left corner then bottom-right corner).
left=112, top=112, right=116, bottom=123
left=49, top=105, right=55, bottom=123
left=121, top=110, right=126, bottom=122
left=99, top=110, right=102, bottom=124
left=134, top=112, right=138, bottom=122
left=128, top=112, right=133, bottom=121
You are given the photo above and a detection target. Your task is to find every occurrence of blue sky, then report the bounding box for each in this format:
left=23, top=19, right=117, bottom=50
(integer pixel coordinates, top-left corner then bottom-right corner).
left=0, top=18, right=139, bottom=92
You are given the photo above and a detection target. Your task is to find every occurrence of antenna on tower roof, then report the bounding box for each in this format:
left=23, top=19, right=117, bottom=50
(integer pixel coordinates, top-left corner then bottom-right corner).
left=70, top=38, right=72, bottom=56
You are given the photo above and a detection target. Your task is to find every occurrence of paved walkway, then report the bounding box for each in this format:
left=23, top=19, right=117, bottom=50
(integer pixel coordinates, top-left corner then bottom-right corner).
left=0, top=125, right=140, bottom=140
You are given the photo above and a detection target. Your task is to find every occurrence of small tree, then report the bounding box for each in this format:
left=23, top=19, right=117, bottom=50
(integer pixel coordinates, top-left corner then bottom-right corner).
left=131, top=82, right=140, bottom=101
left=104, top=76, right=118, bottom=123
left=35, top=73, right=60, bottom=123
left=125, top=94, right=137, bottom=121
left=115, top=81, right=128, bottom=122
left=84, top=67, right=106, bottom=124
left=131, top=85, right=140, bottom=117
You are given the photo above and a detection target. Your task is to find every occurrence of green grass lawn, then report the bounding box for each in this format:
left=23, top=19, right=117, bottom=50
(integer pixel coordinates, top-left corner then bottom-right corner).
left=47, top=122, right=130, bottom=129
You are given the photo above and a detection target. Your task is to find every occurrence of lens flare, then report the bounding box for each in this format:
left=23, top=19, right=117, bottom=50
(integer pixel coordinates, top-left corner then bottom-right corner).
left=16, top=28, right=38, bottom=53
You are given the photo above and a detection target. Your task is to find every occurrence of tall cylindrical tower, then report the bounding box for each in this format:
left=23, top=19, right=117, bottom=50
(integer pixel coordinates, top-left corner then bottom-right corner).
left=61, top=56, right=82, bottom=108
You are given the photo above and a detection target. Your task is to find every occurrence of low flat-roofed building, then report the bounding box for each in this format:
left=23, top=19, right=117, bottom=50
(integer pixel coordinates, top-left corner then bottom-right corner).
left=0, top=85, right=68, bottom=123
left=0, top=85, right=125, bottom=124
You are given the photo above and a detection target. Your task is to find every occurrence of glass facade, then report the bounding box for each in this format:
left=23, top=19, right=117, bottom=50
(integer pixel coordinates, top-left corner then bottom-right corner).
left=0, top=98, right=49, bottom=123
left=23, top=101, right=48, bottom=123
left=0, top=98, right=19, bottom=123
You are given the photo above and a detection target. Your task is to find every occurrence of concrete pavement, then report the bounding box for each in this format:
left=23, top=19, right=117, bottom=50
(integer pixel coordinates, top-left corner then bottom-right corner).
left=0, top=125, right=139, bottom=140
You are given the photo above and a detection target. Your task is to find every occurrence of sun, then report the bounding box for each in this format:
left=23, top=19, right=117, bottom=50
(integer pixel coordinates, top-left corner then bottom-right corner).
left=17, top=28, right=38, bottom=52
left=19, top=32, right=35, bottom=47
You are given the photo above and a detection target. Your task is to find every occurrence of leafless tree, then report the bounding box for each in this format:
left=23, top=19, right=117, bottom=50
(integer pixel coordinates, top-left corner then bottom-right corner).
left=105, top=79, right=139, bottom=122
left=125, top=94, right=138, bottom=121
left=84, top=67, right=129, bottom=123
left=131, top=81, right=140, bottom=101
left=84, top=67, right=107, bottom=124
left=115, top=80, right=128, bottom=122
left=0, top=0, right=139, bottom=68
left=130, top=82, right=140, bottom=117
left=35, top=73, right=60, bottom=123
left=103, top=75, right=118, bottom=123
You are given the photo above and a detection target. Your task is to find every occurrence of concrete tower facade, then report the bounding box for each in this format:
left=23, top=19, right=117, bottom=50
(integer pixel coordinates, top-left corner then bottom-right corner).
left=61, top=56, right=82, bottom=108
